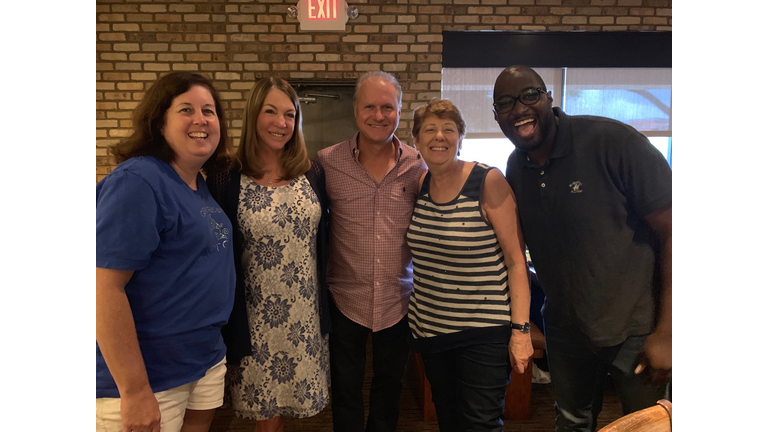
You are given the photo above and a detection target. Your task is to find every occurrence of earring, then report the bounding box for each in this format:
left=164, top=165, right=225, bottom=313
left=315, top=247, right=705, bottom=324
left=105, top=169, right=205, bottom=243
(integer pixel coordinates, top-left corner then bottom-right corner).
left=417, top=152, right=421, bottom=160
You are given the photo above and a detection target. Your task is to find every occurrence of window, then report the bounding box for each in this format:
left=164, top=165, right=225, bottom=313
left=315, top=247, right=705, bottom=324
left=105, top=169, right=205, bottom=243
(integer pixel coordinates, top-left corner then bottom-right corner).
left=442, top=67, right=672, bottom=172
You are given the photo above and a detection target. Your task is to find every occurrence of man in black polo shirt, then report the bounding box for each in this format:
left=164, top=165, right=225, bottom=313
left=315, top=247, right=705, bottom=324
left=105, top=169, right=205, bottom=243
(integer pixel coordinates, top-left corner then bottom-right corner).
left=493, top=66, right=671, bottom=431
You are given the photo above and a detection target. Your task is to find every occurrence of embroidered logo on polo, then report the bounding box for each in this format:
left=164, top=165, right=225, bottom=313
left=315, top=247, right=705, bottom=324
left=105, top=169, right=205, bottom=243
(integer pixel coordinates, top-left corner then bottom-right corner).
left=569, top=181, right=583, bottom=193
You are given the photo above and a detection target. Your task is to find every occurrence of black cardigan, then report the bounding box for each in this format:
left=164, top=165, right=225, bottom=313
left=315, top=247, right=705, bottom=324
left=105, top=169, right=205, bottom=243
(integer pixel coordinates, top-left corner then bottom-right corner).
left=206, top=160, right=332, bottom=366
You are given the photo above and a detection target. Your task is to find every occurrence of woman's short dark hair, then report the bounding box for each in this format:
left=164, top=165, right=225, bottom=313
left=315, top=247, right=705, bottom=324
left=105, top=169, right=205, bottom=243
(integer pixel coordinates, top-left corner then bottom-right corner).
left=411, top=99, right=467, bottom=142
left=109, top=71, right=233, bottom=175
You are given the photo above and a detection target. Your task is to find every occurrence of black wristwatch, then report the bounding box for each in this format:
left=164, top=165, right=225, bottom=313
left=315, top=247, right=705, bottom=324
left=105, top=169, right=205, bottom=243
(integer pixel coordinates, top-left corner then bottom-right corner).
left=510, top=322, right=531, bottom=334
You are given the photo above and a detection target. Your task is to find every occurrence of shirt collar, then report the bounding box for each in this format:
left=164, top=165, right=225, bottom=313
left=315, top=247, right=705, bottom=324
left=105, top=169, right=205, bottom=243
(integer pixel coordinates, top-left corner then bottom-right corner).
left=350, top=132, right=403, bottom=163
left=548, top=107, right=570, bottom=160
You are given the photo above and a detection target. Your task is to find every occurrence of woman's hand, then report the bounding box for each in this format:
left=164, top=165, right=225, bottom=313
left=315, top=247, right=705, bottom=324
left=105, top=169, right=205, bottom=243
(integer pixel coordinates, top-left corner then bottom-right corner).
left=508, top=332, right=534, bottom=374
left=97, top=268, right=160, bottom=432
left=120, top=387, right=162, bottom=432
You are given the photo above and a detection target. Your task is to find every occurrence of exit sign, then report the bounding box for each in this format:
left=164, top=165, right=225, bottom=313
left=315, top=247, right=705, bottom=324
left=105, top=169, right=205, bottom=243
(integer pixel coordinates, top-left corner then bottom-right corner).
left=296, top=0, right=349, bottom=31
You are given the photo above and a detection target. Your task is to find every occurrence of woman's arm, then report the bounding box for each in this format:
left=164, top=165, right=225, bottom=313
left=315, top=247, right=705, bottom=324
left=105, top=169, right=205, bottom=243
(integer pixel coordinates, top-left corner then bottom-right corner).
left=481, top=168, right=533, bottom=374
left=96, top=267, right=161, bottom=432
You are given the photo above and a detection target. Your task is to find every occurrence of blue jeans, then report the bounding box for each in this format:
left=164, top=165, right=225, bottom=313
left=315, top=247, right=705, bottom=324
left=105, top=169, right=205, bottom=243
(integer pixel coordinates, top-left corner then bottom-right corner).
left=545, top=321, right=670, bottom=432
left=420, top=342, right=512, bottom=432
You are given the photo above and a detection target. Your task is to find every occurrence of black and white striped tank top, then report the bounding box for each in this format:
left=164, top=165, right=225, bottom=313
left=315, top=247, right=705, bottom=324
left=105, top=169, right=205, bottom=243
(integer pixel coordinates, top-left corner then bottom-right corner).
left=407, top=163, right=511, bottom=346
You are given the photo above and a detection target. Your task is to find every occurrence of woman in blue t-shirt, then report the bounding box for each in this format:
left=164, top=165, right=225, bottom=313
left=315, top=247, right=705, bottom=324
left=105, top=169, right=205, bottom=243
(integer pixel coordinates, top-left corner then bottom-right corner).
left=96, top=72, right=236, bottom=432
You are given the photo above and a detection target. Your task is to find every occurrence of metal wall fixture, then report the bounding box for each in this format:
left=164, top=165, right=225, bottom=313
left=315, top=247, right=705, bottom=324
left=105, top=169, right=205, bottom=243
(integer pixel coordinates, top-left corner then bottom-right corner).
left=305, top=93, right=340, bottom=99
left=298, top=93, right=340, bottom=105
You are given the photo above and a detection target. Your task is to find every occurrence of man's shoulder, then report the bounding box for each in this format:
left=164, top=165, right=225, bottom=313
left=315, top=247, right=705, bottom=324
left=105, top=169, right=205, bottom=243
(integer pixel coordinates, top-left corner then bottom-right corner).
left=566, top=113, right=642, bottom=141
left=558, top=112, right=652, bottom=162
left=397, top=141, right=427, bottom=173
left=317, top=139, right=351, bottom=160
left=399, top=141, right=418, bottom=155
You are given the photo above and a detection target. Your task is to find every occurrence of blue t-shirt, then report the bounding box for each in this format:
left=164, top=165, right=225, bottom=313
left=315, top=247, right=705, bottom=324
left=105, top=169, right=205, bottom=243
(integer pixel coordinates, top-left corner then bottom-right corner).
left=96, top=156, right=236, bottom=398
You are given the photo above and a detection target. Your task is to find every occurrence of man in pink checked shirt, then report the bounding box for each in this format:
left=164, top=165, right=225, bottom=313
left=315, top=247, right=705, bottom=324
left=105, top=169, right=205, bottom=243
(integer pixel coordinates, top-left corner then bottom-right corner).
left=316, top=70, right=427, bottom=432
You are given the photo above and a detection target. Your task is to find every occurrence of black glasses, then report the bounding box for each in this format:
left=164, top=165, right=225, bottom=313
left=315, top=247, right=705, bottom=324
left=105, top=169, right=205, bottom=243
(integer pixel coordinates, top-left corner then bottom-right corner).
left=493, top=87, right=547, bottom=114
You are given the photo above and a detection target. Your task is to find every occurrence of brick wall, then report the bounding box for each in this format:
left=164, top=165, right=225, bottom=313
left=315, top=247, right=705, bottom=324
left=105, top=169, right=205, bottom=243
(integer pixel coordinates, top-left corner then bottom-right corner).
left=95, top=0, right=672, bottom=182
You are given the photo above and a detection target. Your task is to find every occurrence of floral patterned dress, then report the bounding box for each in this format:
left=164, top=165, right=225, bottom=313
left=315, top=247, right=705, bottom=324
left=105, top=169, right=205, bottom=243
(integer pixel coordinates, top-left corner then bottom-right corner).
left=228, top=174, right=330, bottom=420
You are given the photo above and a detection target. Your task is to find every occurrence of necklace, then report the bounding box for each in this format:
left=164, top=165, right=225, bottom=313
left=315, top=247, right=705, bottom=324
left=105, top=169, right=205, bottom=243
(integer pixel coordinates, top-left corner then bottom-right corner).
left=262, top=167, right=282, bottom=187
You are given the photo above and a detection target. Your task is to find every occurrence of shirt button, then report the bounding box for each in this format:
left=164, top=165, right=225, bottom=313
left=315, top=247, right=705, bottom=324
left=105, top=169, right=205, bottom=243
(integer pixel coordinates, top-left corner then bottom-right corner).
left=377, top=235, right=381, bottom=240
left=541, top=183, right=546, bottom=188
left=540, top=171, right=544, bottom=175
left=376, top=259, right=380, bottom=263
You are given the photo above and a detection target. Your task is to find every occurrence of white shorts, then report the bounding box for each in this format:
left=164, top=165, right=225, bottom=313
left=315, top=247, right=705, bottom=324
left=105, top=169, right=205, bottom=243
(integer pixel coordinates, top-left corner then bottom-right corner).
left=96, top=357, right=226, bottom=432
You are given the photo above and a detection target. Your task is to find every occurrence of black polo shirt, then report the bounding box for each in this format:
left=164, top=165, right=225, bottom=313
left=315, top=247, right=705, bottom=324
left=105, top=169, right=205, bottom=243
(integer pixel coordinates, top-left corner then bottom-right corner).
left=505, top=108, right=672, bottom=347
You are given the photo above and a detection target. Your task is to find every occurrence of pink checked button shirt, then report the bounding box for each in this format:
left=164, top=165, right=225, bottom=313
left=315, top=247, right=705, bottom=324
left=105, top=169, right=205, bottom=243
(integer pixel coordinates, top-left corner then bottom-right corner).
left=317, top=134, right=427, bottom=331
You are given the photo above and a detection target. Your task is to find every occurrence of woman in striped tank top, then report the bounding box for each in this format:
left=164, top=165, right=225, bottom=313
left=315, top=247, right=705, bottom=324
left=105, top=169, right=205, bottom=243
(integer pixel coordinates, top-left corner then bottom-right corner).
left=406, top=99, right=533, bottom=432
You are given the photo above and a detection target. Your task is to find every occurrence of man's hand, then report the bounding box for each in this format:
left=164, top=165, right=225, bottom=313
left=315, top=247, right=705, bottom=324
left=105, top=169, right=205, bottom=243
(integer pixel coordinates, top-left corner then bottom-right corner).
left=634, top=330, right=672, bottom=386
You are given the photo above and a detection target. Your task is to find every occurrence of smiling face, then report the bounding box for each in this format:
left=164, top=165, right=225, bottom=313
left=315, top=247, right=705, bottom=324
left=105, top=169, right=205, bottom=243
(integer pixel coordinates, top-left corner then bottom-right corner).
left=493, top=68, right=556, bottom=154
left=414, top=115, right=461, bottom=168
left=256, top=88, right=296, bottom=154
left=354, top=77, right=401, bottom=148
left=161, top=85, right=221, bottom=169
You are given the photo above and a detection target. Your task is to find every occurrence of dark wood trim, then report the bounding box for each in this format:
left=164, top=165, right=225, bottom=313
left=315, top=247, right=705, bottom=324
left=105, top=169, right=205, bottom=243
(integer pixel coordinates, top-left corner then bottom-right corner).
left=442, top=31, right=672, bottom=68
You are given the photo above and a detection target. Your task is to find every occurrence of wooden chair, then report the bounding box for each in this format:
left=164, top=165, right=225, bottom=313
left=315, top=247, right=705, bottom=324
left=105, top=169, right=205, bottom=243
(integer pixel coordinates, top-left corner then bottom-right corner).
left=598, top=399, right=672, bottom=432
left=413, top=322, right=547, bottom=422
left=413, top=351, right=438, bottom=421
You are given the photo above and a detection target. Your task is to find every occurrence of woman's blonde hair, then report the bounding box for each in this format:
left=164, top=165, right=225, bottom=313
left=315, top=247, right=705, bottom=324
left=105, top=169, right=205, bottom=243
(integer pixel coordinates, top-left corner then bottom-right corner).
left=238, top=77, right=310, bottom=180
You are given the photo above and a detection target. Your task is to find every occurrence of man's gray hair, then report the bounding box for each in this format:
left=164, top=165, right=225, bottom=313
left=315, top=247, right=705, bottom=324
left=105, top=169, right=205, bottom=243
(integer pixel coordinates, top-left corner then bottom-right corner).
left=353, top=70, right=402, bottom=107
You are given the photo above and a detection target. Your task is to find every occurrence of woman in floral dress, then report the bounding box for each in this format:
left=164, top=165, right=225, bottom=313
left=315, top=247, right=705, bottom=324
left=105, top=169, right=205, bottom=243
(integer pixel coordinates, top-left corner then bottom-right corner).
left=208, top=77, right=331, bottom=432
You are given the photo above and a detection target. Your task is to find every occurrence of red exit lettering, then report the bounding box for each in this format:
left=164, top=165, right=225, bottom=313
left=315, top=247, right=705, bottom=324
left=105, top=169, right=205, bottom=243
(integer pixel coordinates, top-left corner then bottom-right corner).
left=307, top=0, right=338, bottom=20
